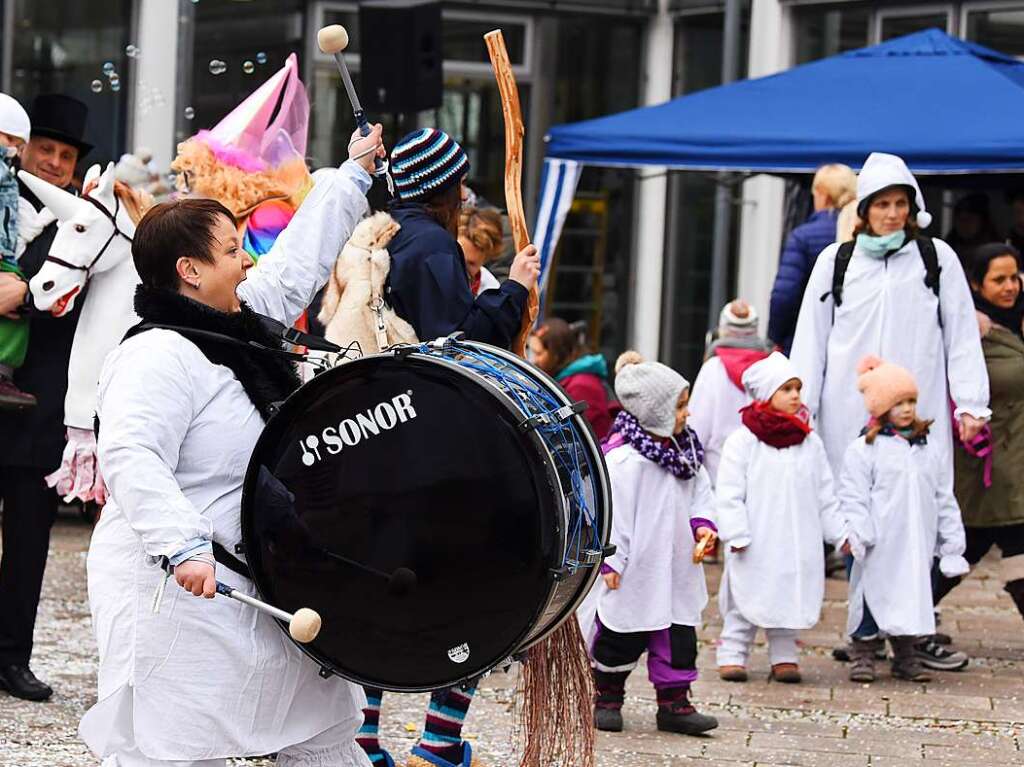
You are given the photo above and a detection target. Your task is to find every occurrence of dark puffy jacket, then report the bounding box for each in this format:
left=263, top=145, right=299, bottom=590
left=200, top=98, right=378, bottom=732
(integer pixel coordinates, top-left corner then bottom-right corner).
left=768, top=208, right=839, bottom=354
left=385, top=203, right=527, bottom=349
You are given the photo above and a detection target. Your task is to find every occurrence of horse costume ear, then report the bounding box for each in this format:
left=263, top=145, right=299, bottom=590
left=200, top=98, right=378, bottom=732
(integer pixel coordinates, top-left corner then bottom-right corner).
left=18, top=170, right=89, bottom=222
left=89, top=162, right=117, bottom=208
left=83, top=163, right=103, bottom=189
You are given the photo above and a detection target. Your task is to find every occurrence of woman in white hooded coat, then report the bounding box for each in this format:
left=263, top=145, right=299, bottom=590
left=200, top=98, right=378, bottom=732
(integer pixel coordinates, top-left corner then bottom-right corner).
left=80, top=128, right=384, bottom=767
left=715, top=352, right=847, bottom=683
left=790, top=152, right=990, bottom=487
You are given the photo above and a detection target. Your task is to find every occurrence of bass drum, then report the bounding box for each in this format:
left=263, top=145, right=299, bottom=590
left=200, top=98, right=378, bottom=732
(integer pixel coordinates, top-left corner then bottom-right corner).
left=240, top=339, right=611, bottom=691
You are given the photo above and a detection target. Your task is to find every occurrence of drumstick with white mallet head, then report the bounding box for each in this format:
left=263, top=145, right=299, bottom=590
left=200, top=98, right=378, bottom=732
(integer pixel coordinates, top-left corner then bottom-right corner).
left=155, top=559, right=321, bottom=643
left=317, top=24, right=386, bottom=176
left=214, top=581, right=322, bottom=643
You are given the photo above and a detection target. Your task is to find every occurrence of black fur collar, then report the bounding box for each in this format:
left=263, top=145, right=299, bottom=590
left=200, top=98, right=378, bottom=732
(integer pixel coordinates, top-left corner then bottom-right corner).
left=128, top=285, right=301, bottom=420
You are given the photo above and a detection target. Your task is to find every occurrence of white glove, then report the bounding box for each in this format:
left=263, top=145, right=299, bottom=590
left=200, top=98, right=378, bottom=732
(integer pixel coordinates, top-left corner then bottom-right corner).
left=45, top=427, right=107, bottom=504
left=939, top=554, right=970, bottom=578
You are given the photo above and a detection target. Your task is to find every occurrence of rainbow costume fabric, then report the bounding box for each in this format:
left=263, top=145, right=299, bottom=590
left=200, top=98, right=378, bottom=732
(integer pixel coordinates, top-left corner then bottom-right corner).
left=243, top=198, right=296, bottom=261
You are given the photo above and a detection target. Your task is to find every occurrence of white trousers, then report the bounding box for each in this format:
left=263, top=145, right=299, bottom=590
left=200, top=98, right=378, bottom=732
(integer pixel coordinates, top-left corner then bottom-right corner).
left=717, top=604, right=799, bottom=667
left=100, top=721, right=373, bottom=767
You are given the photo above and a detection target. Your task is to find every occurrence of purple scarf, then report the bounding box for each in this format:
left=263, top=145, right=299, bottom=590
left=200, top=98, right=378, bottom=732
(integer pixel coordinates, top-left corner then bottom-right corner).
left=603, top=410, right=705, bottom=479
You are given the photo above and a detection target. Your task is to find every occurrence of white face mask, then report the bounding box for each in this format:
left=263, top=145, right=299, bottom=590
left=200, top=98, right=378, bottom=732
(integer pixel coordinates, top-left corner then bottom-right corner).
left=3, top=145, right=16, bottom=160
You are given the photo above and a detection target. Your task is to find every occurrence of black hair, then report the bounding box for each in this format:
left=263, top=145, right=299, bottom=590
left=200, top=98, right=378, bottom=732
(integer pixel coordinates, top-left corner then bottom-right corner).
left=968, top=242, right=1022, bottom=285
left=132, top=198, right=237, bottom=290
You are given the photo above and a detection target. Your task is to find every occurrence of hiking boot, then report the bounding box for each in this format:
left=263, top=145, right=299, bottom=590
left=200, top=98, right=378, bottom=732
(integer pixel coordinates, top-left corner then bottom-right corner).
left=0, top=378, right=36, bottom=410
left=592, top=668, right=627, bottom=732
left=914, top=637, right=968, bottom=671
left=848, top=638, right=882, bottom=683
left=833, top=641, right=887, bottom=663
left=594, top=707, right=623, bottom=732
left=770, top=663, right=802, bottom=684
left=890, top=636, right=933, bottom=682
left=718, top=665, right=748, bottom=682
left=655, top=686, right=718, bottom=735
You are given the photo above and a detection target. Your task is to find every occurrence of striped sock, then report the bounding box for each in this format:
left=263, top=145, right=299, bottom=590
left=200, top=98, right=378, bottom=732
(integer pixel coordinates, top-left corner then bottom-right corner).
left=416, top=684, right=477, bottom=763
left=358, top=687, right=389, bottom=764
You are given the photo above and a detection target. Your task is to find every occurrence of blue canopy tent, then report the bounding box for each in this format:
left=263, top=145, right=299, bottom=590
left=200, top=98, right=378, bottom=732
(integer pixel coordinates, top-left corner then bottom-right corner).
left=534, top=29, right=1024, bottom=303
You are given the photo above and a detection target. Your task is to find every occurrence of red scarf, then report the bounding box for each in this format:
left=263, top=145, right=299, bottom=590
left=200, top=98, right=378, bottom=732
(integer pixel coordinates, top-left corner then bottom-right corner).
left=469, top=271, right=481, bottom=295
left=741, top=401, right=812, bottom=448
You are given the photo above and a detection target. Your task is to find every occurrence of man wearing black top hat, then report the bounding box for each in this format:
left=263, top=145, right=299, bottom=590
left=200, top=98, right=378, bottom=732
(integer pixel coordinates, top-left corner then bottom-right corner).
left=0, top=94, right=92, bottom=701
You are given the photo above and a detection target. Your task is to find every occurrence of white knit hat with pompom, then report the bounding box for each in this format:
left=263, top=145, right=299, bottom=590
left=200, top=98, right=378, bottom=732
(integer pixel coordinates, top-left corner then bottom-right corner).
left=613, top=350, right=689, bottom=438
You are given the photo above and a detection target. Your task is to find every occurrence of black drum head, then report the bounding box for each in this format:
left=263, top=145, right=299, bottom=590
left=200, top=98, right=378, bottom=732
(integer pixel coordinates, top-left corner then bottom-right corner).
left=241, top=354, right=562, bottom=690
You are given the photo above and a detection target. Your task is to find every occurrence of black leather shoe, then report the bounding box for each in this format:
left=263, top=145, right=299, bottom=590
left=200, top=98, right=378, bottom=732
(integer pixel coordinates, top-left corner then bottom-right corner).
left=0, top=665, right=53, bottom=701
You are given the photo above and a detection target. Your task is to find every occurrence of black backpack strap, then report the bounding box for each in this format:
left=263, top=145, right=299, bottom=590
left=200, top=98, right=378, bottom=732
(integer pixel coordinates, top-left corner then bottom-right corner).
left=916, top=237, right=943, bottom=327
left=821, top=240, right=856, bottom=307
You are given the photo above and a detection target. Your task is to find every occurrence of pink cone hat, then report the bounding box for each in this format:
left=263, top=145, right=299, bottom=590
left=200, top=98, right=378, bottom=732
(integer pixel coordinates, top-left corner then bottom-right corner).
left=195, top=53, right=309, bottom=172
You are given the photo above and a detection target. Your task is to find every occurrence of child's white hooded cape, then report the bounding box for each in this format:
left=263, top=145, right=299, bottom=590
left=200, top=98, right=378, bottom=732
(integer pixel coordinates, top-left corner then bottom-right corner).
left=840, top=433, right=969, bottom=637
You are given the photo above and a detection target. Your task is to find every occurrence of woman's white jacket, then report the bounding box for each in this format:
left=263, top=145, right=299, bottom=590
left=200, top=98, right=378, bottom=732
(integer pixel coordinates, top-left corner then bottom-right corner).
left=790, top=237, right=989, bottom=483
left=840, top=434, right=969, bottom=638
left=80, top=163, right=374, bottom=763
left=716, top=427, right=847, bottom=630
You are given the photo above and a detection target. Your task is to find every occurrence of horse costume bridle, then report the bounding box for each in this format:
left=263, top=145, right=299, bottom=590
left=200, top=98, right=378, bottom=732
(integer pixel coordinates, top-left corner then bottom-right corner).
left=44, top=194, right=134, bottom=277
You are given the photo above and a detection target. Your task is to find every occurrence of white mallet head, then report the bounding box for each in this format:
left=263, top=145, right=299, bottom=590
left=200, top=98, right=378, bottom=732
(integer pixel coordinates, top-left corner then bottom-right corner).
left=289, top=607, right=322, bottom=643
left=317, top=25, right=350, bottom=55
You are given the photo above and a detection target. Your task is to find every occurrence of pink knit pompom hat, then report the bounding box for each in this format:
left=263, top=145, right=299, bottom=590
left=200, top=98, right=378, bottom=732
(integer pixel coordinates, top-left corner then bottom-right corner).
left=856, top=355, right=918, bottom=418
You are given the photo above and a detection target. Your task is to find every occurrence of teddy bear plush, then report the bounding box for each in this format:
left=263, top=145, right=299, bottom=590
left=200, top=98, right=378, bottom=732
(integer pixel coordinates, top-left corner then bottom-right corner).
left=319, top=211, right=418, bottom=358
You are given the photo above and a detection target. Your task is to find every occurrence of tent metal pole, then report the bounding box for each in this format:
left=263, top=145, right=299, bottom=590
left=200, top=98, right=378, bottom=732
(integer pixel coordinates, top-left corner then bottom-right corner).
left=709, top=0, right=743, bottom=329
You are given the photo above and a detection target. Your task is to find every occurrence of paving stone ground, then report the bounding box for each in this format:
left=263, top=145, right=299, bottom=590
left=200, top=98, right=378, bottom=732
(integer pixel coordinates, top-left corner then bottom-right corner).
left=2, top=514, right=1022, bottom=766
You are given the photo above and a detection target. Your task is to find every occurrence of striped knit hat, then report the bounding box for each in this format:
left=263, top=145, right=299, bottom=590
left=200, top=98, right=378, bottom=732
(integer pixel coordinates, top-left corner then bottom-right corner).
left=389, top=128, right=469, bottom=201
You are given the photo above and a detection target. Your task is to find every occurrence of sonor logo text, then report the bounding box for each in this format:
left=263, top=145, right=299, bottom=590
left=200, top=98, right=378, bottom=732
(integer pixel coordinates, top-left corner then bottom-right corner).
left=299, top=392, right=416, bottom=467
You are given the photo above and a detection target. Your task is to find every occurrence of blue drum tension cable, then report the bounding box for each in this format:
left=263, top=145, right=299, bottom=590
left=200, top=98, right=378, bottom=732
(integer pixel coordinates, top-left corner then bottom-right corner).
left=419, top=342, right=604, bottom=573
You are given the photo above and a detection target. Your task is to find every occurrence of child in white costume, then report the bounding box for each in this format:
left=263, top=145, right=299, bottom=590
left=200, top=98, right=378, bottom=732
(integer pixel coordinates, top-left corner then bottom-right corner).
left=590, top=351, right=719, bottom=736
left=840, top=356, right=969, bottom=683
left=715, top=352, right=848, bottom=683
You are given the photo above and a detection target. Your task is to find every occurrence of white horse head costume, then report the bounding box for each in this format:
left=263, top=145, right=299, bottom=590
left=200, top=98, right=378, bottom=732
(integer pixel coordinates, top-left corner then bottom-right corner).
left=19, top=162, right=145, bottom=503
left=21, top=162, right=136, bottom=316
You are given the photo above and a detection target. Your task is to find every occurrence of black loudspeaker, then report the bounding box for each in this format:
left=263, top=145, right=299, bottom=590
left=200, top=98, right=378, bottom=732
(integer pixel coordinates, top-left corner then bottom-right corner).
left=359, top=0, right=443, bottom=113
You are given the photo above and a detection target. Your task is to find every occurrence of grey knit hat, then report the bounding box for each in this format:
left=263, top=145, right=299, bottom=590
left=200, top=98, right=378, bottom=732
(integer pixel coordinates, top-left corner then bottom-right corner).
left=613, top=351, right=690, bottom=438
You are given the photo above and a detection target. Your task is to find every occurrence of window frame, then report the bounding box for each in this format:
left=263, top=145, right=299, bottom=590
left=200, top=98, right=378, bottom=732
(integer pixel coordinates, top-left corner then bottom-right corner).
left=872, top=3, right=955, bottom=42
left=440, top=9, right=534, bottom=79
left=959, top=0, right=1024, bottom=57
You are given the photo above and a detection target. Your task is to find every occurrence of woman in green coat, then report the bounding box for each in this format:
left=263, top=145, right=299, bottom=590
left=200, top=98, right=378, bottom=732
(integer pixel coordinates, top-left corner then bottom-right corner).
left=935, top=243, right=1024, bottom=620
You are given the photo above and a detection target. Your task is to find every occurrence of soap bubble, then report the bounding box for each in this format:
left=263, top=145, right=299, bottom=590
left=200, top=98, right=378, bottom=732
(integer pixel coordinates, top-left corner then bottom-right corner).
left=109, top=73, right=120, bottom=86
left=256, top=51, right=267, bottom=64
left=102, top=61, right=115, bottom=75
left=190, top=0, right=200, bottom=4
left=208, top=59, right=227, bottom=76
left=90, top=80, right=103, bottom=93
left=125, top=44, right=139, bottom=58
left=242, top=60, right=255, bottom=74
left=110, top=80, right=121, bottom=93
left=184, top=106, right=195, bottom=120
